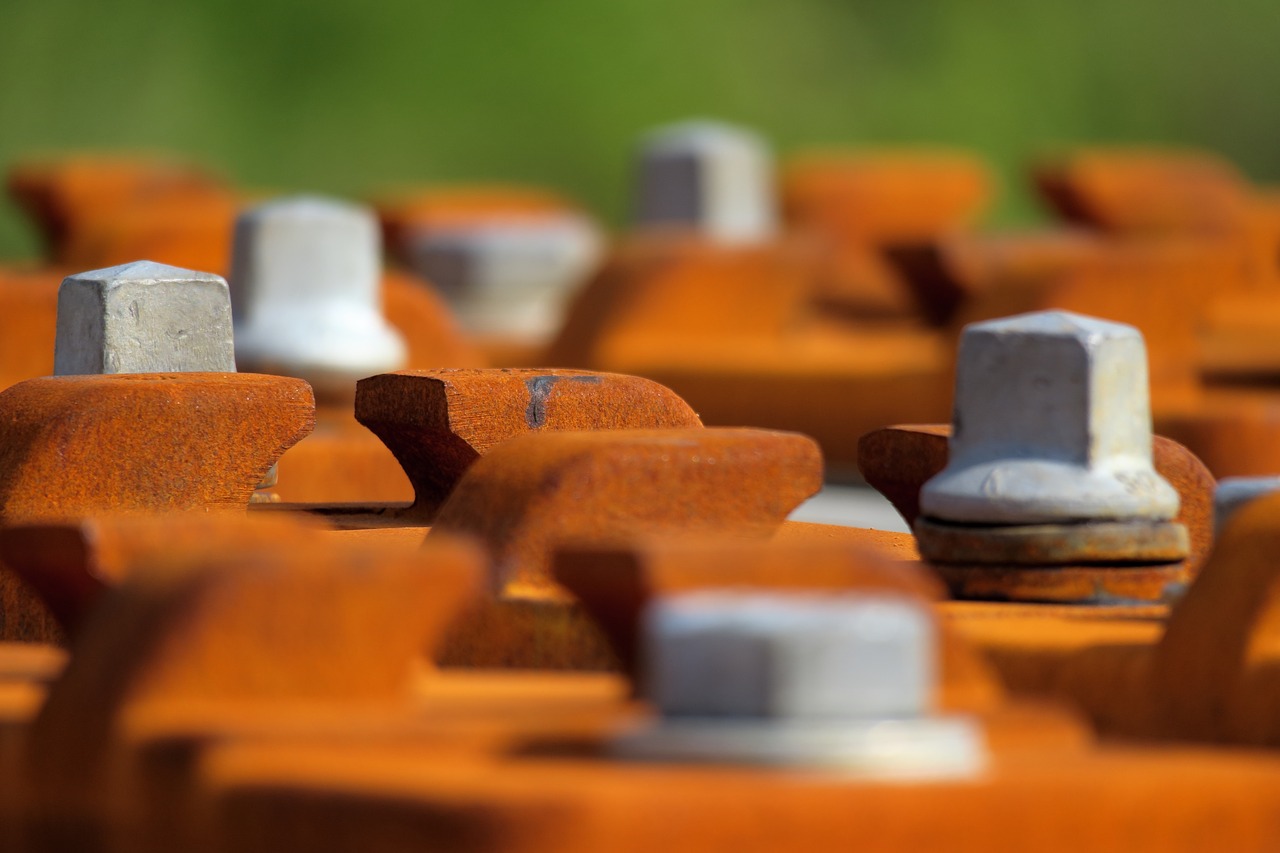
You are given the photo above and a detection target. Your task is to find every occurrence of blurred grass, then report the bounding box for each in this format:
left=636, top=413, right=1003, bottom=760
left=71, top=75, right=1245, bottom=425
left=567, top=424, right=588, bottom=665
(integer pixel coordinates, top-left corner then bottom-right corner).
left=2, top=0, right=1279, bottom=259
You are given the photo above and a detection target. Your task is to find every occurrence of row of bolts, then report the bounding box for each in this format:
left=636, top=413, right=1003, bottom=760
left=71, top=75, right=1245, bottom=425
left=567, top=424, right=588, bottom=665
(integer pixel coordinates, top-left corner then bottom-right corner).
left=37, top=122, right=1280, bottom=777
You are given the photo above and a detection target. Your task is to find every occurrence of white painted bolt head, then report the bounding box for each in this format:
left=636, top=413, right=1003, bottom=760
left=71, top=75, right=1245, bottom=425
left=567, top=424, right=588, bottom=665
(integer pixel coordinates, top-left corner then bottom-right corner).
left=230, top=195, right=406, bottom=396
left=920, top=310, right=1179, bottom=524
left=644, top=591, right=934, bottom=720
left=53, top=260, right=235, bottom=375
left=633, top=119, right=778, bottom=245
left=1214, top=477, right=1280, bottom=534
left=408, top=213, right=603, bottom=341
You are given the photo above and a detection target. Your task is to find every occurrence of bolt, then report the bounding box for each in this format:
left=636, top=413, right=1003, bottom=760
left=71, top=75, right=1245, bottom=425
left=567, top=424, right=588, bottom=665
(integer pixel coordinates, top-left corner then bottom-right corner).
left=920, top=310, right=1180, bottom=525
left=1215, top=477, right=1280, bottom=534
left=230, top=195, right=406, bottom=399
left=633, top=119, right=777, bottom=244
left=52, top=259, right=281, bottom=494
left=616, top=589, right=982, bottom=774
left=53, top=260, right=235, bottom=375
left=408, top=213, right=602, bottom=341
left=644, top=590, right=933, bottom=719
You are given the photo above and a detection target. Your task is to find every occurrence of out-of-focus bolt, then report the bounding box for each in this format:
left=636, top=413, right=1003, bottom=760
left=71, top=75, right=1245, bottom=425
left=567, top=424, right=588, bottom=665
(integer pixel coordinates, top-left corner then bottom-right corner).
left=1215, top=477, right=1280, bottom=534
left=53, top=260, right=235, bottom=375
left=920, top=310, right=1180, bottom=525
left=633, top=119, right=778, bottom=244
left=612, top=590, right=984, bottom=776
left=408, top=214, right=603, bottom=341
left=646, top=591, right=933, bottom=719
left=230, top=196, right=406, bottom=399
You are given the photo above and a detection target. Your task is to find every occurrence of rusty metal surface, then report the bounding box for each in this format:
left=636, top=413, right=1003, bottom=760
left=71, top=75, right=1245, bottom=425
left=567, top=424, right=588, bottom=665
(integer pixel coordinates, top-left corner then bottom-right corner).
left=915, top=518, right=1189, bottom=567
left=0, top=268, right=61, bottom=390
left=1033, top=149, right=1252, bottom=234
left=438, top=523, right=928, bottom=672
left=6, top=157, right=226, bottom=263
left=781, top=152, right=992, bottom=244
left=0, top=373, right=315, bottom=522
left=206, top=738, right=1280, bottom=853
left=934, top=562, right=1190, bottom=606
left=355, top=368, right=703, bottom=518
left=0, top=515, right=323, bottom=639
left=429, top=428, right=823, bottom=593
left=9, top=520, right=484, bottom=853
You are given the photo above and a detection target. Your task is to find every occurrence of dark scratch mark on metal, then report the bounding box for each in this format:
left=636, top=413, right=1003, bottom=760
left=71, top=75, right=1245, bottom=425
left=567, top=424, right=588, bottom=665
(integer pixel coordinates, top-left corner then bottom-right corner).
left=525, top=374, right=602, bottom=428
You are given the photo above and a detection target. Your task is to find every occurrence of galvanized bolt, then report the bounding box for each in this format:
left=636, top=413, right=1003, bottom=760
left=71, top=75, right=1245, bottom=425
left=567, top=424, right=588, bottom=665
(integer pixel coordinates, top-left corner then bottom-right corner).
left=633, top=119, right=778, bottom=244
left=408, top=213, right=602, bottom=341
left=230, top=195, right=406, bottom=399
left=53, top=260, right=235, bottom=375
left=645, top=590, right=934, bottom=719
left=614, top=590, right=982, bottom=775
left=1215, top=477, right=1280, bottom=534
left=920, top=310, right=1180, bottom=525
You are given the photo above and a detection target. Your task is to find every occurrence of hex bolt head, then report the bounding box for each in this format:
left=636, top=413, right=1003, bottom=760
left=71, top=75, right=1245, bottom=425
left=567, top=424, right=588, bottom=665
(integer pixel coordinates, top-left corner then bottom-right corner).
left=408, top=213, right=603, bottom=340
left=644, top=591, right=934, bottom=720
left=53, top=260, right=235, bottom=375
left=633, top=119, right=778, bottom=244
left=920, top=310, right=1180, bottom=525
left=1215, top=477, right=1280, bottom=534
left=230, top=195, right=406, bottom=397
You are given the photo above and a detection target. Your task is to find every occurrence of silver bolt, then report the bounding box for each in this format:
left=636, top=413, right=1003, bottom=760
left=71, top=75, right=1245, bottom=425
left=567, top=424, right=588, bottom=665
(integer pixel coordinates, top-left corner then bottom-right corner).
left=633, top=119, right=778, bottom=244
left=613, top=590, right=983, bottom=776
left=921, top=310, right=1180, bottom=525
left=230, top=195, right=406, bottom=399
left=645, top=591, right=933, bottom=719
left=408, top=213, right=603, bottom=342
left=53, top=260, right=235, bottom=375
left=53, top=259, right=280, bottom=493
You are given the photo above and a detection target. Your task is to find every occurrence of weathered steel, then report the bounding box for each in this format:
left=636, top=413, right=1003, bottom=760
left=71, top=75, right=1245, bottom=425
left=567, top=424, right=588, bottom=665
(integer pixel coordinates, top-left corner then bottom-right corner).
left=355, top=368, right=703, bottom=518
left=1034, top=148, right=1251, bottom=234
left=0, top=373, right=314, bottom=522
left=934, top=562, right=1191, bottom=606
left=0, top=515, right=319, bottom=639
left=915, top=518, right=1190, bottom=567
left=430, top=428, right=823, bottom=592
left=12, top=519, right=484, bottom=853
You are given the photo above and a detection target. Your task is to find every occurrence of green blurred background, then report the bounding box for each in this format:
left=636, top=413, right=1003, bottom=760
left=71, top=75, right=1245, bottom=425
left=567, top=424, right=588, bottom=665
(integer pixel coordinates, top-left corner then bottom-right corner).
left=2, top=0, right=1278, bottom=260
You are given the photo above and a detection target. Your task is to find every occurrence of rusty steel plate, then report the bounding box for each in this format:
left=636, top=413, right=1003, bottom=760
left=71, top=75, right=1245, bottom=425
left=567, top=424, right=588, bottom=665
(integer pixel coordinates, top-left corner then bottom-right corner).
left=929, top=562, right=1189, bottom=606
left=915, top=518, right=1189, bottom=566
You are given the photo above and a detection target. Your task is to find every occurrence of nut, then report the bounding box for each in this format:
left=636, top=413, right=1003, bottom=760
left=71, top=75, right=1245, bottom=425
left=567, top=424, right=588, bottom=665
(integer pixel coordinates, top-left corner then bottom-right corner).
left=644, top=590, right=934, bottom=720
left=633, top=119, right=777, bottom=244
left=230, top=195, right=406, bottom=398
left=408, top=213, right=602, bottom=340
left=614, top=589, right=983, bottom=776
left=920, top=309, right=1180, bottom=525
left=53, top=260, right=234, bottom=375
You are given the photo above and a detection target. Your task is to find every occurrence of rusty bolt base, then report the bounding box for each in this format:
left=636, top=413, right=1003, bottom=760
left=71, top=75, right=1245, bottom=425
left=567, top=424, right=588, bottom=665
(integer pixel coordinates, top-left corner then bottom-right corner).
left=931, top=561, right=1188, bottom=605
left=436, top=591, right=619, bottom=670
left=915, top=517, right=1190, bottom=566
left=0, top=373, right=315, bottom=522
